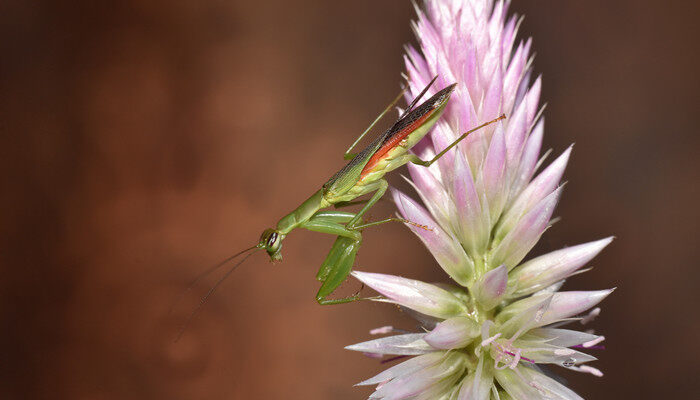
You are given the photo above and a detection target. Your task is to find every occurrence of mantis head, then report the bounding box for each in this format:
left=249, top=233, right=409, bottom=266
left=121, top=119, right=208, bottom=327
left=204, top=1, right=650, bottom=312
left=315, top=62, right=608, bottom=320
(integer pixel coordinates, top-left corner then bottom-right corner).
left=258, top=228, right=284, bottom=262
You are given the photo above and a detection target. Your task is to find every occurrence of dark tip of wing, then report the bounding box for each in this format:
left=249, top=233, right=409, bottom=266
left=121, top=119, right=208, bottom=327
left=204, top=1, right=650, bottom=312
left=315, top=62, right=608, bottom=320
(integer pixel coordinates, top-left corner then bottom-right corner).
left=427, top=83, right=457, bottom=110
left=373, top=83, right=457, bottom=149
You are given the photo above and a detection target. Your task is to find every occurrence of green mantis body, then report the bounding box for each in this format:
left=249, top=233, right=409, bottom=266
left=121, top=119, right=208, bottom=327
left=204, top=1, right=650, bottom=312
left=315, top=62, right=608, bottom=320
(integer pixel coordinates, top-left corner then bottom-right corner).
left=255, top=78, right=506, bottom=305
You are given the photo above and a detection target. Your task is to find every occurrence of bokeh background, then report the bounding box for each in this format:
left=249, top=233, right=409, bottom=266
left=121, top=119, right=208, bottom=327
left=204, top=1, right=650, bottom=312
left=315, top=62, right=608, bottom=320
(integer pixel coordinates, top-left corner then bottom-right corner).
left=1, top=1, right=697, bottom=399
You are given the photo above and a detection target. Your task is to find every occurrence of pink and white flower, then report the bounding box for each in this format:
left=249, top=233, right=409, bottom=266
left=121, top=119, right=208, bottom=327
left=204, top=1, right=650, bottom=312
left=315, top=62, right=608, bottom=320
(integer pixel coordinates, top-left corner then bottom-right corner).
left=346, top=1, right=614, bottom=398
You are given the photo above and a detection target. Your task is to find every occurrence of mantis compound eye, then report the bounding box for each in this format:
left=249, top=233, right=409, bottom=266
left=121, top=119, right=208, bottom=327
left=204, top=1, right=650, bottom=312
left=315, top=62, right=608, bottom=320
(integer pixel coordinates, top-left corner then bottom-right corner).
left=267, top=231, right=278, bottom=248
left=259, top=229, right=282, bottom=258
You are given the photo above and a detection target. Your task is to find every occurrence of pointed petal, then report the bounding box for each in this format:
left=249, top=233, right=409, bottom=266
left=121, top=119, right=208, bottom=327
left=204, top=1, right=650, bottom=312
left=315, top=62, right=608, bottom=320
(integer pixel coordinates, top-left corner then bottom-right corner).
left=504, top=98, right=528, bottom=168
left=496, top=366, right=584, bottom=400
left=452, top=86, right=481, bottom=165
left=404, top=45, right=431, bottom=85
left=352, top=271, right=468, bottom=319
left=539, top=290, right=615, bottom=326
left=525, top=145, right=571, bottom=204
left=533, top=280, right=566, bottom=296
left=474, top=265, right=508, bottom=310
left=452, top=151, right=489, bottom=256
left=527, top=328, right=601, bottom=347
left=424, top=316, right=481, bottom=349
left=513, top=67, right=532, bottom=111
left=356, top=352, right=444, bottom=386
left=457, top=355, right=493, bottom=400
left=498, top=146, right=570, bottom=239
left=372, top=352, right=467, bottom=399
left=490, top=186, right=562, bottom=269
left=510, top=237, right=614, bottom=296
left=525, top=75, right=542, bottom=125
left=502, top=15, right=519, bottom=58
left=482, top=123, right=508, bottom=221
left=509, top=117, right=543, bottom=200
left=392, top=190, right=474, bottom=286
left=432, top=121, right=460, bottom=180
left=345, top=333, right=433, bottom=356
left=515, top=341, right=597, bottom=366
left=498, top=289, right=614, bottom=333
left=496, top=294, right=553, bottom=339
left=371, top=368, right=439, bottom=399
left=406, top=163, right=452, bottom=228
left=482, top=62, right=503, bottom=119
left=502, top=41, right=528, bottom=114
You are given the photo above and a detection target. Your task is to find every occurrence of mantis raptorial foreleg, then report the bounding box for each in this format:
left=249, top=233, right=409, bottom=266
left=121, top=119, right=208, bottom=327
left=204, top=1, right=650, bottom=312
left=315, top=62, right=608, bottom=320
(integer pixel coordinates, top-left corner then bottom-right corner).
left=301, top=213, right=364, bottom=304
left=313, top=180, right=390, bottom=305
left=301, top=212, right=362, bottom=283
left=310, top=210, right=357, bottom=222
left=303, top=196, right=424, bottom=305
left=316, top=236, right=362, bottom=304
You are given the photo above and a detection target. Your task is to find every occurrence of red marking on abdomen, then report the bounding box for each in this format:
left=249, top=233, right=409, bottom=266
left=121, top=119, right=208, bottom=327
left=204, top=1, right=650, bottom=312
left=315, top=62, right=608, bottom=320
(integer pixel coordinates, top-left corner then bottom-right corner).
left=360, top=111, right=434, bottom=179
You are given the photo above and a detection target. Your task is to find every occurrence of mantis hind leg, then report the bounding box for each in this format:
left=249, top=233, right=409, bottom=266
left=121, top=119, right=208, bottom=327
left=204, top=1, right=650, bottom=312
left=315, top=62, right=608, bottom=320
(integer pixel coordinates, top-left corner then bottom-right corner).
left=316, top=236, right=362, bottom=305
left=344, top=89, right=408, bottom=160
left=408, top=115, right=507, bottom=167
left=344, top=76, right=440, bottom=159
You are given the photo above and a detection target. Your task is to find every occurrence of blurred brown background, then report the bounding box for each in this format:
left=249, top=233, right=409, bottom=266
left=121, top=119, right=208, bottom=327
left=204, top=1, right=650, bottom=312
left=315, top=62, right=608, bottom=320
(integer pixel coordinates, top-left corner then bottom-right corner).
left=1, top=1, right=697, bottom=399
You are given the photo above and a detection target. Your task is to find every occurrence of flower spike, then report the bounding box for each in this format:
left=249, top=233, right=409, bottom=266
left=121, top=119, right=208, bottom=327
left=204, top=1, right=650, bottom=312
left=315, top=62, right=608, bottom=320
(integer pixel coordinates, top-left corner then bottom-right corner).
left=347, top=1, right=614, bottom=398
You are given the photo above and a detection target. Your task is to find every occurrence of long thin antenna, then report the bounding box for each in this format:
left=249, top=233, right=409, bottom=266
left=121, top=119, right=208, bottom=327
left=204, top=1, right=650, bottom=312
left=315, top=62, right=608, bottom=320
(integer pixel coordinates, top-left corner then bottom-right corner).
left=169, top=245, right=258, bottom=315
left=174, top=248, right=261, bottom=342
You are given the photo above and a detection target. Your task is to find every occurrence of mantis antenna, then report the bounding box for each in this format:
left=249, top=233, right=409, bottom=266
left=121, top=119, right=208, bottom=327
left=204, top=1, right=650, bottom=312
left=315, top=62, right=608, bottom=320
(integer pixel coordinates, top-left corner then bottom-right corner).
left=169, top=244, right=259, bottom=315
left=174, top=248, right=262, bottom=342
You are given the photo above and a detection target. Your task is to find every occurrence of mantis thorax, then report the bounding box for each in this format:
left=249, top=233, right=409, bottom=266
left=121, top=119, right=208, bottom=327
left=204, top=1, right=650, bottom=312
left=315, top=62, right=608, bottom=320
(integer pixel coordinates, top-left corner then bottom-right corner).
left=260, top=188, right=328, bottom=262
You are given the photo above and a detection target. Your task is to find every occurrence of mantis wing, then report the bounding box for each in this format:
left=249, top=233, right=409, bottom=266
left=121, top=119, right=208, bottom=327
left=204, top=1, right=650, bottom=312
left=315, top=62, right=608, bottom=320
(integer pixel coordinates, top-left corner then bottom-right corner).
left=323, top=83, right=456, bottom=197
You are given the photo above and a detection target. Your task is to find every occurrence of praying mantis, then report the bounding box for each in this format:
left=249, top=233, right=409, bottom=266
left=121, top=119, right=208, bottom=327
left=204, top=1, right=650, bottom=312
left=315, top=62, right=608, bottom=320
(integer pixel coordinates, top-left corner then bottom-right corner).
left=197, top=76, right=505, bottom=308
